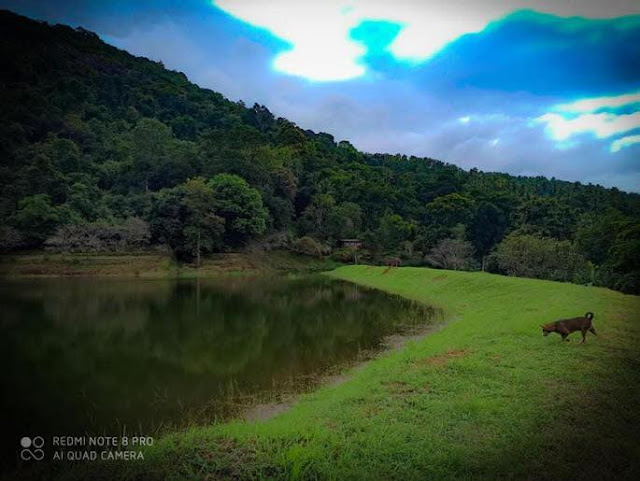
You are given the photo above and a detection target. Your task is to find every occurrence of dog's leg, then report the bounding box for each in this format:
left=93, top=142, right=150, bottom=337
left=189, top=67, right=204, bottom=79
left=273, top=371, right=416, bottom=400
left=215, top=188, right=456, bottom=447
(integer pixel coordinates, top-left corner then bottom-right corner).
left=580, top=328, right=587, bottom=344
left=589, top=326, right=597, bottom=336
left=561, top=332, right=570, bottom=342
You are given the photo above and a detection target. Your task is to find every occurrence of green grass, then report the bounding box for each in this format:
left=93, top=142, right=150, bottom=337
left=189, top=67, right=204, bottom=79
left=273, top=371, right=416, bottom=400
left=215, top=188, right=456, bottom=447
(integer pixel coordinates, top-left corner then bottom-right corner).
left=22, top=266, right=640, bottom=481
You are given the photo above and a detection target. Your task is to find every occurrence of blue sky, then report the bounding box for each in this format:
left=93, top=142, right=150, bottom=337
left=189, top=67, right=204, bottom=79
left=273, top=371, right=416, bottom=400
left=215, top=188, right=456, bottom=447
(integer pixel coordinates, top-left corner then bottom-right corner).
left=3, top=0, right=640, bottom=192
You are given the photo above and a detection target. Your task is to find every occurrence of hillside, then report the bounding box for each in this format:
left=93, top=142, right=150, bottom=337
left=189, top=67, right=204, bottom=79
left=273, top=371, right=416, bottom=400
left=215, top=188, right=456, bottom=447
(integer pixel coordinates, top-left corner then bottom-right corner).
left=1, top=10, right=639, bottom=292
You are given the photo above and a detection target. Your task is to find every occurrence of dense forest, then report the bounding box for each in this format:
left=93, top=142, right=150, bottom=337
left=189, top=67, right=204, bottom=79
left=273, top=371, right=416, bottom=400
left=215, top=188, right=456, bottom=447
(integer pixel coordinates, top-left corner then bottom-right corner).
left=1, top=10, right=639, bottom=293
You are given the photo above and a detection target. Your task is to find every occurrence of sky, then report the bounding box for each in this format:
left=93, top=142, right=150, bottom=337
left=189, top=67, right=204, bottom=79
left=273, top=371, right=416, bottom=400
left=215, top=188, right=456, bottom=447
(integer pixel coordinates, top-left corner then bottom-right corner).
left=2, top=0, right=640, bottom=192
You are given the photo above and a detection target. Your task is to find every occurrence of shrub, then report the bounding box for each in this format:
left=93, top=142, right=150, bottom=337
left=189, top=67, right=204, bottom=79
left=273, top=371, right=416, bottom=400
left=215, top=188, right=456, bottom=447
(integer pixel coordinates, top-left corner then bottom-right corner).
left=292, top=236, right=326, bottom=258
left=246, top=231, right=293, bottom=252
left=44, top=217, right=150, bottom=252
left=0, top=226, right=24, bottom=252
left=331, top=246, right=357, bottom=263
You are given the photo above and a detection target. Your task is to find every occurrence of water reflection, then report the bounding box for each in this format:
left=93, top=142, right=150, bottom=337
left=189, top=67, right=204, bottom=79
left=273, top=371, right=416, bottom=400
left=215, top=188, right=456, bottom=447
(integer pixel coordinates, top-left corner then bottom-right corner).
left=0, top=276, right=440, bottom=467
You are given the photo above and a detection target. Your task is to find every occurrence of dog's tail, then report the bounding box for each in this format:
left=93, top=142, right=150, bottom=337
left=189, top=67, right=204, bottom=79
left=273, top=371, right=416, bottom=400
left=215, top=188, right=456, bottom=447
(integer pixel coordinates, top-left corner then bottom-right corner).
left=585, top=312, right=594, bottom=320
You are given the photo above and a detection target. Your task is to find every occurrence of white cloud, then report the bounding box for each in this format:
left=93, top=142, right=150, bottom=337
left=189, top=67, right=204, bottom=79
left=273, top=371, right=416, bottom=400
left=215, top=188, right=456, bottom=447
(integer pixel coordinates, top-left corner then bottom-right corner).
left=611, top=134, right=640, bottom=152
left=213, top=1, right=365, bottom=80
left=536, top=91, right=640, bottom=151
left=555, top=91, right=640, bottom=113
left=536, top=112, right=640, bottom=140
left=213, top=0, right=640, bottom=81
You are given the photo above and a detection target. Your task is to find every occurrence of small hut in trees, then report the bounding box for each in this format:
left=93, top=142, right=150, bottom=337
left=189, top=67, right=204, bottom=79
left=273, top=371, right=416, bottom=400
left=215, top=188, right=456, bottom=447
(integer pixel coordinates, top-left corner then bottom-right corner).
left=339, top=239, right=362, bottom=249
left=339, top=239, right=362, bottom=264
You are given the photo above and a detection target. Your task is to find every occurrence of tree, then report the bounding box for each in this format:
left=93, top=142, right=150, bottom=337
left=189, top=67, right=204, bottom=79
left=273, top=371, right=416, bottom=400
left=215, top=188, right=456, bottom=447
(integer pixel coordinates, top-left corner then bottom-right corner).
left=149, top=181, right=224, bottom=262
left=425, top=238, right=474, bottom=270
left=150, top=139, right=199, bottom=190
left=492, top=233, right=587, bottom=282
left=300, top=193, right=336, bottom=239
left=149, top=187, right=186, bottom=257
left=469, top=201, right=507, bottom=270
left=377, top=214, right=415, bottom=252
left=208, top=174, right=268, bottom=246
left=425, top=193, right=474, bottom=228
left=271, top=166, right=298, bottom=200
left=424, top=193, right=475, bottom=245
left=181, top=178, right=224, bottom=266
left=515, top=197, right=576, bottom=240
left=131, top=118, right=173, bottom=191
left=575, top=209, right=627, bottom=265
left=66, top=182, right=103, bottom=221
left=607, top=222, right=640, bottom=293
left=327, top=202, right=362, bottom=240
left=12, top=194, right=63, bottom=246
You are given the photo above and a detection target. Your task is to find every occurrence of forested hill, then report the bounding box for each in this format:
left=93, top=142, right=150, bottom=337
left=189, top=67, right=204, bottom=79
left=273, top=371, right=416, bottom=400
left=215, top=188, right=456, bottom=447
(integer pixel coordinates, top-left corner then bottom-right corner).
left=1, top=10, right=639, bottom=292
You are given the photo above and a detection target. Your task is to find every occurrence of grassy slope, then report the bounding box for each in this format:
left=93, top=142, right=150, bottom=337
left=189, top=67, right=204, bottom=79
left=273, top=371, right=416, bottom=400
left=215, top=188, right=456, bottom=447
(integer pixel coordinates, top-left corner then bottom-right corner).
left=50, top=266, right=640, bottom=480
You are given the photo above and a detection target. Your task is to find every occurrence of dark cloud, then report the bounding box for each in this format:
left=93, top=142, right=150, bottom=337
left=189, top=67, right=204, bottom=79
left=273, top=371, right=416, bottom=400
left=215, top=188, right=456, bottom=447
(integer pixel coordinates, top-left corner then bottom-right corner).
left=367, top=10, right=640, bottom=98
left=0, top=0, right=212, bottom=37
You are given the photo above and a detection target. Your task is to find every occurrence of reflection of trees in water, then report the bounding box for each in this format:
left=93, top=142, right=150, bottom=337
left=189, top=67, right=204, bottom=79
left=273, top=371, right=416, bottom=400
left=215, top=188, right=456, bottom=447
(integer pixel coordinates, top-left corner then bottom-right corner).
left=143, top=285, right=271, bottom=376
left=0, top=277, right=440, bottom=442
left=1, top=279, right=173, bottom=332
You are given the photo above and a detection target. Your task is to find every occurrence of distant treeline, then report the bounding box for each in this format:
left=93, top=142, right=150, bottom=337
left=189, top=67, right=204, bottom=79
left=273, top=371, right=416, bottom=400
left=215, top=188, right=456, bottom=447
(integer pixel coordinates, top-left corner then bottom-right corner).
left=1, top=10, right=639, bottom=293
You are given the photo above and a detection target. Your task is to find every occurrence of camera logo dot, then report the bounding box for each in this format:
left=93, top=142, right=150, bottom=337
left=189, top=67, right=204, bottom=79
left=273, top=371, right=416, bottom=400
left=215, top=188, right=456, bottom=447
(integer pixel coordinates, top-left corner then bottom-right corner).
left=20, top=436, right=45, bottom=461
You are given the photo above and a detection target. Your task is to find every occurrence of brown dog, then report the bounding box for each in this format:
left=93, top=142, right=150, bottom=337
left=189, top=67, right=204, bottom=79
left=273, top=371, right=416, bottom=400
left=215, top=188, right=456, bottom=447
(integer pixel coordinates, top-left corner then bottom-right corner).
left=541, top=312, right=597, bottom=343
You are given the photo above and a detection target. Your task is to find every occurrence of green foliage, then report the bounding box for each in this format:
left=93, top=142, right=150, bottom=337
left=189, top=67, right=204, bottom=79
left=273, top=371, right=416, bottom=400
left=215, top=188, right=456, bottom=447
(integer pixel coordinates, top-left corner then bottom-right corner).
left=148, top=179, right=224, bottom=262
left=300, top=194, right=336, bottom=239
left=516, top=197, right=576, bottom=240
left=605, top=222, right=640, bottom=293
left=377, top=214, right=415, bottom=252
left=66, top=182, right=105, bottom=221
left=492, top=233, right=588, bottom=283
left=426, top=193, right=474, bottom=228
left=181, top=177, right=225, bottom=264
left=208, top=173, right=268, bottom=245
left=1, top=11, right=639, bottom=292
left=331, top=246, right=358, bottom=263
left=470, top=201, right=507, bottom=257
left=149, top=187, right=187, bottom=257
left=11, top=194, right=65, bottom=246
left=327, top=202, right=362, bottom=240
left=575, top=211, right=640, bottom=293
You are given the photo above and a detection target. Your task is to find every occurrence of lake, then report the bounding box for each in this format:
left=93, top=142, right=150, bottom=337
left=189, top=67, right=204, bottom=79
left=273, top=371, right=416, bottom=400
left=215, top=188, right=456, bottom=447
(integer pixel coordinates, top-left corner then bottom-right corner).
left=0, top=275, right=440, bottom=466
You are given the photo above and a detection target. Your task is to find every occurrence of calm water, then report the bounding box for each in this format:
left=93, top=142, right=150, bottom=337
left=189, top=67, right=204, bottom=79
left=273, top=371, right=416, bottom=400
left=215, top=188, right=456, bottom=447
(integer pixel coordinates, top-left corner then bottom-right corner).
left=0, top=276, right=440, bottom=466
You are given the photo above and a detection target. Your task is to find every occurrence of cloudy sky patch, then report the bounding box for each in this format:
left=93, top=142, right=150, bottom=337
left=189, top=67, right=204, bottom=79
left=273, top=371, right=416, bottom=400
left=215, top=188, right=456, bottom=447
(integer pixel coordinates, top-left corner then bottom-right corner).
left=536, top=91, right=640, bottom=151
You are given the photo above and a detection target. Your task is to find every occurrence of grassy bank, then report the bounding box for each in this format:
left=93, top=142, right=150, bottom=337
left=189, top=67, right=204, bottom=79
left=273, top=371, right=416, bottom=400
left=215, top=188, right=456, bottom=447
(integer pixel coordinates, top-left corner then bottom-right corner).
left=20, top=266, right=640, bottom=481
left=0, top=250, right=338, bottom=278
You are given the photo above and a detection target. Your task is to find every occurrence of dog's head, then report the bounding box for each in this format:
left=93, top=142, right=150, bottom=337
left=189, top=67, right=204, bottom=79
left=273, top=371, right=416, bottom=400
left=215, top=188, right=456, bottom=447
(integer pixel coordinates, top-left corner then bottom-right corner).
left=540, top=324, right=555, bottom=336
